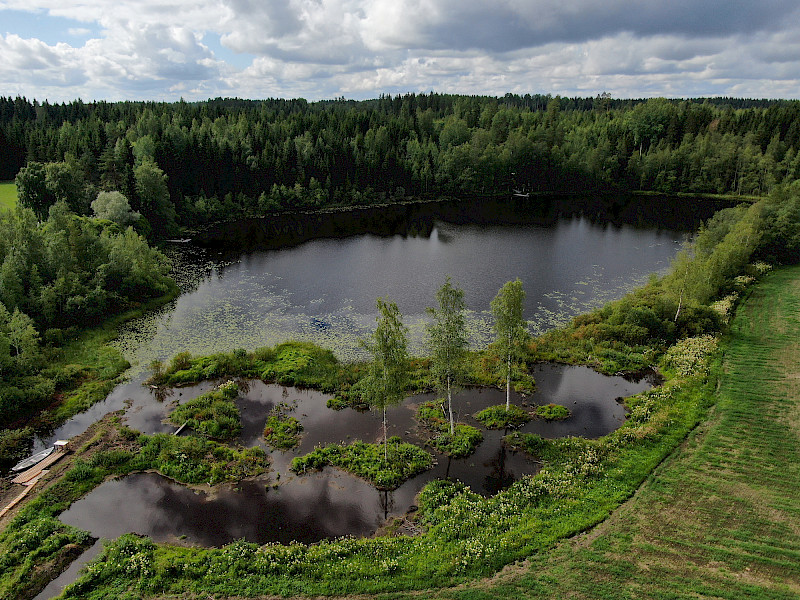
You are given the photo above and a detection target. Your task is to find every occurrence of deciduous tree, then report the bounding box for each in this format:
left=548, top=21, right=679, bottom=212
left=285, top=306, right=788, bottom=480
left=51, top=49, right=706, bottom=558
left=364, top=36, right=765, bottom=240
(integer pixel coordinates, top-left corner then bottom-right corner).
left=426, top=277, right=468, bottom=435
left=359, top=298, right=410, bottom=458
left=491, top=279, right=530, bottom=409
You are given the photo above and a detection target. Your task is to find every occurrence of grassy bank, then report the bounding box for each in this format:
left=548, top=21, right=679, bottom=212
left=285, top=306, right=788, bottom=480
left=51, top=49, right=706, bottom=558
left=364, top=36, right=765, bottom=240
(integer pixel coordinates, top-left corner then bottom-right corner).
left=396, top=265, right=800, bottom=600
left=37, top=290, right=180, bottom=429
left=0, top=413, right=270, bottom=600
left=0, top=181, right=16, bottom=211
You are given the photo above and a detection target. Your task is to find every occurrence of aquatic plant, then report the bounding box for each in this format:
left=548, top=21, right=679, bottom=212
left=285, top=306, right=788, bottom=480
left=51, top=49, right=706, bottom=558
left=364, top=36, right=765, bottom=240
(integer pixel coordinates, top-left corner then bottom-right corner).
left=166, top=380, right=241, bottom=440
left=534, top=403, right=571, bottom=421
left=474, top=404, right=532, bottom=429
left=263, top=406, right=303, bottom=450
left=290, top=437, right=432, bottom=489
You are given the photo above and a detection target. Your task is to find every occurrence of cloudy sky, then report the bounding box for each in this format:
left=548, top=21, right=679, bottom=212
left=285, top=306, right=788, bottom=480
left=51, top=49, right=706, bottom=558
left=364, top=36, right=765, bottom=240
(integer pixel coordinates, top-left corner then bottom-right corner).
left=2, top=0, right=800, bottom=102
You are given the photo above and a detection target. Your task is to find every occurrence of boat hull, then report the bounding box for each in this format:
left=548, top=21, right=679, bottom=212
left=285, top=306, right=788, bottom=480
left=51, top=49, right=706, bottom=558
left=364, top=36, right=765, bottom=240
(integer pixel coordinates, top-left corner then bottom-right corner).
left=11, top=447, right=54, bottom=472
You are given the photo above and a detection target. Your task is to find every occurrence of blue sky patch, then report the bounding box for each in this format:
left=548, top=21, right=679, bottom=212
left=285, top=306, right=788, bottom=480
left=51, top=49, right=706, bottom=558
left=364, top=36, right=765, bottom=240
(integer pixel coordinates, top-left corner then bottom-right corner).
left=1, top=9, right=99, bottom=46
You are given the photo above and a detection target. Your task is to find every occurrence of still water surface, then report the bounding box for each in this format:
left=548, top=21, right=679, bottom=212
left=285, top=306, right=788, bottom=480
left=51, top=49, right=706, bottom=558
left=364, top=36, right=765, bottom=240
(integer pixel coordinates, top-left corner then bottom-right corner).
left=60, top=365, right=652, bottom=547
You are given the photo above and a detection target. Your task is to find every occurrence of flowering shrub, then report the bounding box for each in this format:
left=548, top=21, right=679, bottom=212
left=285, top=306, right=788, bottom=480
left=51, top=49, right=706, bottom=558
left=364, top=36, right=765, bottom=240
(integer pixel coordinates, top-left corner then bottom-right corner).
left=662, top=335, right=718, bottom=377
left=751, top=261, right=772, bottom=275
left=710, top=293, right=738, bottom=324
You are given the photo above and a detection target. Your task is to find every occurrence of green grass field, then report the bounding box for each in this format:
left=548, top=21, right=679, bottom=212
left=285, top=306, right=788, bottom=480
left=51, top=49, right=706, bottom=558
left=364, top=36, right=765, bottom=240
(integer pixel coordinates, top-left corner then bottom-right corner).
left=392, top=266, right=800, bottom=600
left=0, top=181, right=18, bottom=211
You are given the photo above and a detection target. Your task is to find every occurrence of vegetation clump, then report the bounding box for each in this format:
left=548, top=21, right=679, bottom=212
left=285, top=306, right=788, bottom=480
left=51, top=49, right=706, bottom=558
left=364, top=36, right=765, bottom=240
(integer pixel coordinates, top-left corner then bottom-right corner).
left=474, top=404, right=532, bottom=429
left=416, top=400, right=483, bottom=458
left=131, top=433, right=268, bottom=484
left=150, top=341, right=361, bottom=394
left=534, top=403, right=571, bottom=421
left=290, top=438, right=432, bottom=489
left=263, top=405, right=303, bottom=450
left=166, top=380, right=241, bottom=440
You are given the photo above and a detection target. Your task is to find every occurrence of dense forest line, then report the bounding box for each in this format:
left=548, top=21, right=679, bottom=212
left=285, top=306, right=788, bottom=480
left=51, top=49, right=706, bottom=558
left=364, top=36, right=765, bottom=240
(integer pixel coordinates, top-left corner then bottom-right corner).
left=3, top=94, right=800, bottom=236
left=0, top=203, right=175, bottom=463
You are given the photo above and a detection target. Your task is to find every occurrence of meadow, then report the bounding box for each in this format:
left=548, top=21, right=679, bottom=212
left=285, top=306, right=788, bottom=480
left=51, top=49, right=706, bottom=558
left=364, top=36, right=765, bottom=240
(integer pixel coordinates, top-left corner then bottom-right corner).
left=0, top=181, right=17, bottom=211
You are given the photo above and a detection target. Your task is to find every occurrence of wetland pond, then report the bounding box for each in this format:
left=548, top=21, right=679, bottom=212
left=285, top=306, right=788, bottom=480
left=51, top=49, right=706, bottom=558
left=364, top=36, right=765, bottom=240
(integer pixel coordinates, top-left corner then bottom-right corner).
left=60, top=365, right=653, bottom=548
left=40, top=195, right=723, bottom=557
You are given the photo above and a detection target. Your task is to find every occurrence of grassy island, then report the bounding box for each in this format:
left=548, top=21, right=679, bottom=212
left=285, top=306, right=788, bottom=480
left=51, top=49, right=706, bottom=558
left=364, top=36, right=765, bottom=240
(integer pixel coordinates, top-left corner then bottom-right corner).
left=290, top=438, right=433, bottom=489
left=166, top=380, right=242, bottom=440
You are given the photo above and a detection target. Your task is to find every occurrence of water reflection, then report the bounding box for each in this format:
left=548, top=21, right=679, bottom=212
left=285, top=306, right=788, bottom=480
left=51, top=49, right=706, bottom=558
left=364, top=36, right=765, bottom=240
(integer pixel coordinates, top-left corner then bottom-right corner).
left=60, top=365, right=652, bottom=547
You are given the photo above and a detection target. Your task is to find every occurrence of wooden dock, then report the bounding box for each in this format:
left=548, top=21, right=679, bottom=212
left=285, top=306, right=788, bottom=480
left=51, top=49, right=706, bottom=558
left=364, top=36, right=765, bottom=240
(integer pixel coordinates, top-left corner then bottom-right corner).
left=0, top=471, right=49, bottom=519
left=11, top=449, right=66, bottom=485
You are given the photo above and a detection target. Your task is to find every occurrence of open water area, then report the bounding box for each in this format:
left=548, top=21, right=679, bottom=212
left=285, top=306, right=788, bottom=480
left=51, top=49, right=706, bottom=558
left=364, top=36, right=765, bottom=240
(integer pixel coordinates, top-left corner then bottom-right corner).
left=31, top=194, right=725, bottom=598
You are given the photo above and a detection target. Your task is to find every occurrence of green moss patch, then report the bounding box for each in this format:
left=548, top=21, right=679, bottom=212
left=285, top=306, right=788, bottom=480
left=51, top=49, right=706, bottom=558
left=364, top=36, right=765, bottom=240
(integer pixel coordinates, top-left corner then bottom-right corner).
left=534, top=403, right=571, bottom=421
left=474, top=404, right=532, bottom=429
left=290, top=437, right=432, bottom=489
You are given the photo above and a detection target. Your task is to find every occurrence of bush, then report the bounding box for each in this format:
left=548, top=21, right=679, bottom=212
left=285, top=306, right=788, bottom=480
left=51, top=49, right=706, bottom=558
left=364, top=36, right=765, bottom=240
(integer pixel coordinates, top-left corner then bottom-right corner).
left=474, top=405, right=532, bottom=429
left=291, top=438, right=432, bottom=489
left=534, top=403, right=571, bottom=421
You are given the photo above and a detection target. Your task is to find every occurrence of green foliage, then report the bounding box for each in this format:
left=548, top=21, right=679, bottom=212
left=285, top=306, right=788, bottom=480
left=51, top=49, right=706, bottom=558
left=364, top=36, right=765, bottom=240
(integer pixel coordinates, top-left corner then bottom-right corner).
left=474, top=404, right=532, bottom=429
left=0, top=426, right=33, bottom=471
left=291, top=438, right=432, bottom=489
left=416, top=400, right=483, bottom=458
left=263, top=409, right=303, bottom=450
left=426, top=277, right=469, bottom=435
left=155, top=342, right=354, bottom=393
left=132, top=433, right=269, bottom=485
left=166, top=380, right=241, bottom=440
left=534, top=403, right=571, bottom=421
left=491, top=279, right=530, bottom=408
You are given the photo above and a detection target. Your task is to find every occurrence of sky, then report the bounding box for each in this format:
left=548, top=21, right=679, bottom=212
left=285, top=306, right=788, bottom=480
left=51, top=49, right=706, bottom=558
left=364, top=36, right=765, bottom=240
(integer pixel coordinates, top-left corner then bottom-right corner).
left=2, top=0, right=800, bottom=103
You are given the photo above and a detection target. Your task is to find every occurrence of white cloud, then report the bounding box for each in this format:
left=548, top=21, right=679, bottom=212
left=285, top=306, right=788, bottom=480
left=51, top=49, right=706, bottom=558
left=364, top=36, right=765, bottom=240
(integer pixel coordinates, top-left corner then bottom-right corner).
left=1, top=0, right=800, bottom=100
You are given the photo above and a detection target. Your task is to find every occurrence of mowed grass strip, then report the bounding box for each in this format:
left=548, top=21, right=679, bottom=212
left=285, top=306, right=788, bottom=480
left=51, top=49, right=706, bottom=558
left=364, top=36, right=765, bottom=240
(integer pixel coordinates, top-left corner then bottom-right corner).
left=396, top=266, right=800, bottom=600
left=0, top=181, right=17, bottom=211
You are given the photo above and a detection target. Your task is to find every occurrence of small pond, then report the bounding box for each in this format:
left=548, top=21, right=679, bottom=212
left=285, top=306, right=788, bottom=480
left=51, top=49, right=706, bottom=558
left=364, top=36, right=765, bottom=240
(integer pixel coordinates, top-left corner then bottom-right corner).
left=59, top=363, right=653, bottom=547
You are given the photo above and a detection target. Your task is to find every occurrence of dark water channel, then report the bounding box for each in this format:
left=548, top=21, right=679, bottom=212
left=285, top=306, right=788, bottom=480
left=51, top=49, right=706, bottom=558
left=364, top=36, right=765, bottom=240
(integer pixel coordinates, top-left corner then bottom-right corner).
left=60, top=364, right=653, bottom=548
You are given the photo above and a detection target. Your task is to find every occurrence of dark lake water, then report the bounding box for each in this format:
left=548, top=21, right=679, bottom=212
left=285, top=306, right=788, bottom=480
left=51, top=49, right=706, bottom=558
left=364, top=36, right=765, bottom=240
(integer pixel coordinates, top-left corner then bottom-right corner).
left=32, top=195, right=726, bottom=596
left=107, top=195, right=698, bottom=372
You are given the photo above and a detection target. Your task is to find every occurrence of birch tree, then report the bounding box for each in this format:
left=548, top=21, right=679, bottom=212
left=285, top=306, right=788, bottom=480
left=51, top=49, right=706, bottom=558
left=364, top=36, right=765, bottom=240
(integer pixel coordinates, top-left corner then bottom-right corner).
left=491, top=279, right=529, bottom=409
left=427, top=277, right=469, bottom=435
left=359, top=298, right=410, bottom=458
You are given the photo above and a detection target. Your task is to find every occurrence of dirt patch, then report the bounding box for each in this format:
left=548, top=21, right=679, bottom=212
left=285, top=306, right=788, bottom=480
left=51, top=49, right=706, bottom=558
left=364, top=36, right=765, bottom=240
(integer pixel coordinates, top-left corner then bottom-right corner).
left=0, top=411, right=134, bottom=532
